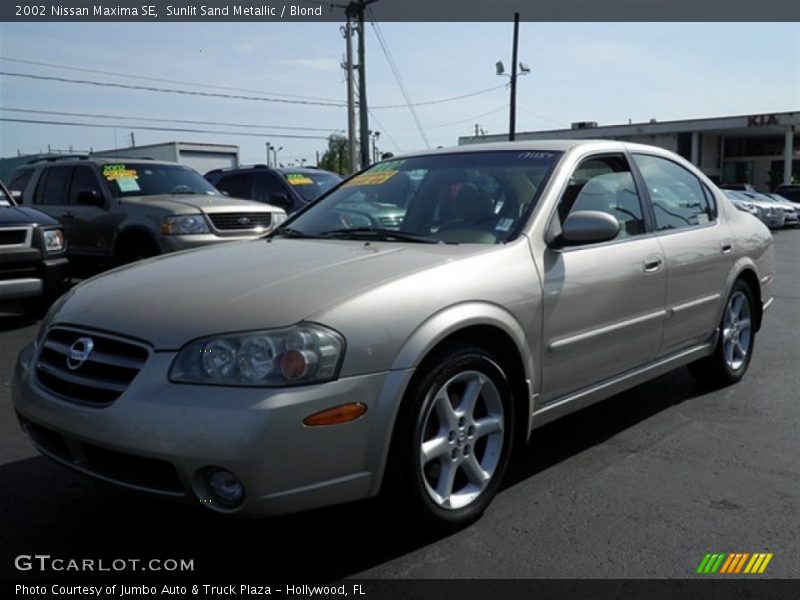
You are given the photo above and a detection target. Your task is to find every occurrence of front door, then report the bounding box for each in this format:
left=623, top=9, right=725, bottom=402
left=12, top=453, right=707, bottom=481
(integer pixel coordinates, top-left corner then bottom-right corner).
left=539, top=153, right=667, bottom=402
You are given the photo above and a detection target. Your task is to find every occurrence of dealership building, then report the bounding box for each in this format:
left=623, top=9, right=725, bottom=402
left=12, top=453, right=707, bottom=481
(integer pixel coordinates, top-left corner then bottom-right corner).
left=459, top=110, right=799, bottom=192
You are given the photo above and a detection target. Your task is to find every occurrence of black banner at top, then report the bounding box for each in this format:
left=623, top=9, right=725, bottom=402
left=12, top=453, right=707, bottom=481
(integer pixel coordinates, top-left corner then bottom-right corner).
left=2, top=0, right=800, bottom=22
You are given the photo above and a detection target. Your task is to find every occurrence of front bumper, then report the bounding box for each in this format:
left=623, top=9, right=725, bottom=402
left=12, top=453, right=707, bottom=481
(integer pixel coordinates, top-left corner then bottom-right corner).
left=13, top=341, right=412, bottom=516
left=160, top=233, right=269, bottom=253
left=0, top=251, right=69, bottom=301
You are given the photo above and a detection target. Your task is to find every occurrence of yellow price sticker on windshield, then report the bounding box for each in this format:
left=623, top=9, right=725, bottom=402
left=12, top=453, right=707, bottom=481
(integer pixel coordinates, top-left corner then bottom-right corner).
left=286, top=174, right=314, bottom=186
left=103, top=164, right=138, bottom=181
left=343, top=170, right=398, bottom=187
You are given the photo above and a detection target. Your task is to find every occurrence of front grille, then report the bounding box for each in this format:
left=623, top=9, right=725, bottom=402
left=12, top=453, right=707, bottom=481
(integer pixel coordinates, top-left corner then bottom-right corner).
left=35, top=327, right=149, bottom=406
left=20, top=418, right=184, bottom=495
left=208, top=212, right=272, bottom=231
left=0, top=227, right=30, bottom=247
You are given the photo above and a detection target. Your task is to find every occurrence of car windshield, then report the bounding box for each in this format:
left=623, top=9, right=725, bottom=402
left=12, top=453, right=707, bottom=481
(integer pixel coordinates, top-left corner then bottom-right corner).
left=282, top=170, right=342, bottom=202
left=276, top=151, right=561, bottom=244
left=101, top=162, right=222, bottom=198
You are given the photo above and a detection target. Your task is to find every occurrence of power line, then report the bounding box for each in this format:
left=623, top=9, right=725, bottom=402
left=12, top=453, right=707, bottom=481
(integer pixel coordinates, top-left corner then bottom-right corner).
left=0, top=107, right=343, bottom=133
left=0, top=71, right=348, bottom=107
left=368, top=11, right=429, bottom=148
left=0, top=69, right=507, bottom=110
left=0, top=56, right=345, bottom=103
left=0, top=117, right=331, bottom=140
left=372, top=84, right=507, bottom=109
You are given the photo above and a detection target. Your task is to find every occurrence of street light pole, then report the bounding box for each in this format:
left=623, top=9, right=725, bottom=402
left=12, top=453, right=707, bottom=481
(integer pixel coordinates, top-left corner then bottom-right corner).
left=265, top=142, right=271, bottom=167
left=509, top=12, right=520, bottom=141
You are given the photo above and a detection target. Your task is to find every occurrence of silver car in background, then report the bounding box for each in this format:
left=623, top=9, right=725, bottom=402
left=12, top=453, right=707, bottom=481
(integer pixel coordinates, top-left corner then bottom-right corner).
left=13, top=141, right=774, bottom=527
left=723, top=189, right=785, bottom=229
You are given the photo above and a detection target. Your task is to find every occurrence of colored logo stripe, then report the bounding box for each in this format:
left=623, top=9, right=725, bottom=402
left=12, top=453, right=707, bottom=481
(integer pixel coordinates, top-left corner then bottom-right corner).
left=697, top=552, right=773, bottom=574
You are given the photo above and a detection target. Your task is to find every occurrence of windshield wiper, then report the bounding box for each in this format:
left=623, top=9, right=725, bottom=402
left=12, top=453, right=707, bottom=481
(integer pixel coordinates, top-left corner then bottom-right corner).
left=268, top=227, right=321, bottom=240
left=318, top=227, right=441, bottom=244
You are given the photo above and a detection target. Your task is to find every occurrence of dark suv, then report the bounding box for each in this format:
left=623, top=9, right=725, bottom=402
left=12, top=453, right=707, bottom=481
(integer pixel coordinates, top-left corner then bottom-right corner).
left=205, top=165, right=342, bottom=215
left=9, top=157, right=286, bottom=268
left=0, top=181, right=69, bottom=314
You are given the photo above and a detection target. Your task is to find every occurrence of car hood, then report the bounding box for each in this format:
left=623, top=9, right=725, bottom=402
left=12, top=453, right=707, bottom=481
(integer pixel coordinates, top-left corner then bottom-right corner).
left=56, top=239, right=492, bottom=349
left=120, top=194, right=279, bottom=214
left=0, top=205, right=58, bottom=226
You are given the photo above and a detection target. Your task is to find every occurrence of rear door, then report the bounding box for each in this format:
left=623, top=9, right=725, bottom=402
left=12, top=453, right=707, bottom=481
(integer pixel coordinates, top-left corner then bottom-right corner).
left=631, top=152, right=734, bottom=354
left=539, top=153, right=667, bottom=402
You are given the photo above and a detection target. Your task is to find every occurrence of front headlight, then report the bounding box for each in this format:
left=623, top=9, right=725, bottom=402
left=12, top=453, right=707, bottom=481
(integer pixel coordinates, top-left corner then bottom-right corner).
left=271, top=211, right=288, bottom=227
left=170, top=323, right=345, bottom=386
left=43, top=229, right=65, bottom=253
left=161, top=214, right=210, bottom=235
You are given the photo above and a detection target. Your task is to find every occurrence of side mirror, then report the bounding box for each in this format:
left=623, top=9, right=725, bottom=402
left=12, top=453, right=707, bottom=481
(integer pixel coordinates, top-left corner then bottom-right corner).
left=76, top=190, right=103, bottom=207
left=560, top=210, right=620, bottom=245
left=269, top=193, right=292, bottom=210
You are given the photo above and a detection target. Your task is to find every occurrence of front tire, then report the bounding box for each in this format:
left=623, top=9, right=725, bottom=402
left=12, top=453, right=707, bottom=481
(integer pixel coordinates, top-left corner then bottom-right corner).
left=384, top=346, right=515, bottom=528
left=688, top=280, right=756, bottom=385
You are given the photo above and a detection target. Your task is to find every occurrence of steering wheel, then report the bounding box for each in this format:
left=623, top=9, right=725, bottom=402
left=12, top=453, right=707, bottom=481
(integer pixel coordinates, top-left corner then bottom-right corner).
left=169, top=184, right=194, bottom=194
left=333, top=209, right=380, bottom=230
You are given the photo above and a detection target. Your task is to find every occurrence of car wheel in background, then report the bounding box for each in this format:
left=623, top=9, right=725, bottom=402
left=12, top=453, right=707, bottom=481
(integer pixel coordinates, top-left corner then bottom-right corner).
left=688, top=280, right=756, bottom=386
left=384, top=345, right=514, bottom=528
left=116, top=237, right=160, bottom=265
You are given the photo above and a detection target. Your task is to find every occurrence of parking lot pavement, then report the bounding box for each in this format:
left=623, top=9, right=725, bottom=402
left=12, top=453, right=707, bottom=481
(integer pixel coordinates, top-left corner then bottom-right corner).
left=1, top=231, right=798, bottom=581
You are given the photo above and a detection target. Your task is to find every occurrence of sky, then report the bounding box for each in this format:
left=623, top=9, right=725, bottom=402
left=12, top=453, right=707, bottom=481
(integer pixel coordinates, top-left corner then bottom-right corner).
left=0, top=21, right=798, bottom=166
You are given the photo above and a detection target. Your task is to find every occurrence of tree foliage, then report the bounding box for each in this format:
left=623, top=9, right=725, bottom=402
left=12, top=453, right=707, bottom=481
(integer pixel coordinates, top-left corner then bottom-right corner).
left=318, top=134, right=351, bottom=175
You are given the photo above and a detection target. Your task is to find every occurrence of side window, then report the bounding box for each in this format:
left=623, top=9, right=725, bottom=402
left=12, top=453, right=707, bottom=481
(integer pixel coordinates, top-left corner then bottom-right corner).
left=8, top=168, right=33, bottom=194
left=558, top=154, right=646, bottom=238
left=253, top=173, right=289, bottom=203
left=69, top=166, right=103, bottom=204
left=633, top=153, right=716, bottom=231
left=34, top=167, right=71, bottom=206
left=215, top=173, right=251, bottom=199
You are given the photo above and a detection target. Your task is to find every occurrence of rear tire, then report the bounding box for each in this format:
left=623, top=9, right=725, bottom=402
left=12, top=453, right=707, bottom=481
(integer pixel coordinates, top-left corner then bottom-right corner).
left=382, top=345, right=515, bottom=529
left=688, top=280, right=756, bottom=386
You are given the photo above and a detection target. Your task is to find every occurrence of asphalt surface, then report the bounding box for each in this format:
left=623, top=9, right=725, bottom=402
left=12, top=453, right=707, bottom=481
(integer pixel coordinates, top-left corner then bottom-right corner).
left=1, top=231, right=798, bottom=580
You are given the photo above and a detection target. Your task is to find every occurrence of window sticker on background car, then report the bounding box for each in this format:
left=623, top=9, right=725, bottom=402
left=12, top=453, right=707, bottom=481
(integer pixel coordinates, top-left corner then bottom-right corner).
left=102, top=164, right=138, bottom=181
left=116, top=177, right=141, bottom=192
left=286, top=173, right=315, bottom=186
left=696, top=213, right=709, bottom=224
left=343, top=170, right=398, bottom=187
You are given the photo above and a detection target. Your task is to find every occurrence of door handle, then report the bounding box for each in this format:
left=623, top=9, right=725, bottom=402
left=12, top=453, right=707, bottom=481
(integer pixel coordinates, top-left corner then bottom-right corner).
left=63, top=211, right=76, bottom=218
left=643, top=256, right=663, bottom=273
left=721, top=241, right=733, bottom=254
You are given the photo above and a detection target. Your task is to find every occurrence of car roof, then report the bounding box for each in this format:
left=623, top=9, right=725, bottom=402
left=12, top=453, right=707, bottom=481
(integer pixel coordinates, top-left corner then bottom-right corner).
left=27, top=156, right=181, bottom=168
left=205, top=164, right=340, bottom=178
left=386, top=139, right=673, bottom=161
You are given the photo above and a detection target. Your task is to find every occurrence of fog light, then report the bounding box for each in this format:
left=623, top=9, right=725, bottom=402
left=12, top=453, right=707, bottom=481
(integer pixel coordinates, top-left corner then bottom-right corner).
left=206, top=468, right=244, bottom=508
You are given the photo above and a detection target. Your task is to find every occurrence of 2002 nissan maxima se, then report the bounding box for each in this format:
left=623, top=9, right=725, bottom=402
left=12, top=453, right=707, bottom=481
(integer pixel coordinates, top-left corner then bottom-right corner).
left=13, top=141, right=774, bottom=526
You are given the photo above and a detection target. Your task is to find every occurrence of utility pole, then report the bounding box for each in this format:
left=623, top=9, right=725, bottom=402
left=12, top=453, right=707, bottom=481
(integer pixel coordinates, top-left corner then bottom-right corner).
left=347, top=0, right=378, bottom=169
left=342, top=20, right=358, bottom=173
left=509, top=12, right=520, bottom=141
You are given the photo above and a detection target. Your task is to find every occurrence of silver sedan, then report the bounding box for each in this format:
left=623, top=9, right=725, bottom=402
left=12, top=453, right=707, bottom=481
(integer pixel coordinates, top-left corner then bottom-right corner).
left=13, top=141, right=775, bottom=527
